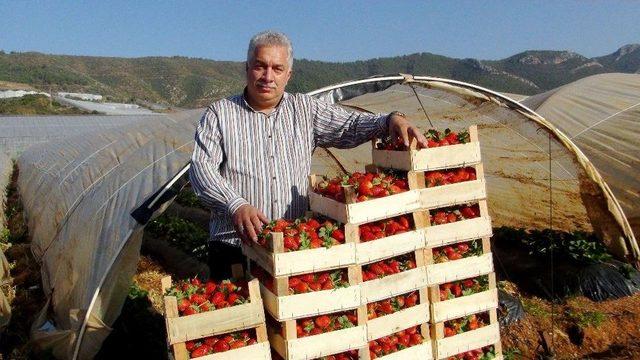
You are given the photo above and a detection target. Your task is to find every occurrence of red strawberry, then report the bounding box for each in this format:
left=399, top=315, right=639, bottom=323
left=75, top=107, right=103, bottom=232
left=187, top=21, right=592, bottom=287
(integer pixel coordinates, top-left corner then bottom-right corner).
left=177, top=298, right=191, bottom=312
left=191, top=344, right=211, bottom=358
left=213, top=340, right=230, bottom=353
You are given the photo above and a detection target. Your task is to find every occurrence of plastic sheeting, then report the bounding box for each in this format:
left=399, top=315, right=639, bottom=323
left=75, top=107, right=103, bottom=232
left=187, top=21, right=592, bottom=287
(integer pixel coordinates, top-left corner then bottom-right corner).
left=0, top=115, right=163, bottom=158
left=15, top=75, right=637, bottom=359
left=522, top=73, right=640, bottom=240
left=18, top=115, right=196, bottom=359
left=312, top=77, right=636, bottom=261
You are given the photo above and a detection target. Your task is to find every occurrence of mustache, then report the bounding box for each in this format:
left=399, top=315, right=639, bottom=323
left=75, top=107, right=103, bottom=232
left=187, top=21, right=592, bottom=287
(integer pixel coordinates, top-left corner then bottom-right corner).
left=256, top=81, right=277, bottom=89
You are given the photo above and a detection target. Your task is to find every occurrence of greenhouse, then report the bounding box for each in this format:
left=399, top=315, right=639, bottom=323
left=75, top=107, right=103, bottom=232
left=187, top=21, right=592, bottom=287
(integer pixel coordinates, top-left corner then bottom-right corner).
left=1, top=75, right=638, bottom=358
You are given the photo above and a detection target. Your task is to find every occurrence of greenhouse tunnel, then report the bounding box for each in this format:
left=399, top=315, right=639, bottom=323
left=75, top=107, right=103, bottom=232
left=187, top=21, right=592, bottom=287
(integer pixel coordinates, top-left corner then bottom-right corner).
left=13, top=75, right=638, bottom=358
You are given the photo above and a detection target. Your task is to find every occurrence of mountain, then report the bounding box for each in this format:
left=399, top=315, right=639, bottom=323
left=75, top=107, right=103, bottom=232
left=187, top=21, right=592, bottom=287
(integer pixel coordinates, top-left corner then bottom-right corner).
left=0, top=44, right=638, bottom=108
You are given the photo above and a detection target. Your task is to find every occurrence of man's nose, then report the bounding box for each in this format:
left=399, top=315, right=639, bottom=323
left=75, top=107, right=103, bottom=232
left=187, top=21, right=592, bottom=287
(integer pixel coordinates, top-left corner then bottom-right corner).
left=263, top=67, right=275, bottom=81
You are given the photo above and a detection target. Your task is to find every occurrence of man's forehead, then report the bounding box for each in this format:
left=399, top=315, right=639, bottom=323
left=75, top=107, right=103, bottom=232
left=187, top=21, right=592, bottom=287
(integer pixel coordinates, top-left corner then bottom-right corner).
left=252, top=45, right=289, bottom=64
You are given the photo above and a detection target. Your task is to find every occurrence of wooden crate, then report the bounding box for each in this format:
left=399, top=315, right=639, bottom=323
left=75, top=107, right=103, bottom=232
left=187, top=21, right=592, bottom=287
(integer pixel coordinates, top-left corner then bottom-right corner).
left=250, top=259, right=362, bottom=321
left=242, top=231, right=357, bottom=277
left=267, top=307, right=368, bottom=360
left=260, top=281, right=361, bottom=321
left=423, top=216, right=492, bottom=249
left=366, top=290, right=430, bottom=342
left=161, top=273, right=269, bottom=360
left=432, top=309, right=502, bottom=360
left=425, top=247, right=495, bottom=286
left=373, top=342, right=434, bottom=360
left=429, top=273, right=499, bottom=324
left=308, top=174, right=422, bottom=225
left=360, top=250, right=428, bottom=304
left=350, top=208, right=430, bottom=265
left=371, top=126, right=482, bottom=172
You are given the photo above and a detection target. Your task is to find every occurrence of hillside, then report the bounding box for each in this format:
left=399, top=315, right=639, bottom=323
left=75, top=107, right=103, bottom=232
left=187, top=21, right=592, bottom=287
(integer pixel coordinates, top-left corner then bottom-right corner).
left=0, top=44, right=638, bottom=108
left=0, top=94, right=94, bottom=115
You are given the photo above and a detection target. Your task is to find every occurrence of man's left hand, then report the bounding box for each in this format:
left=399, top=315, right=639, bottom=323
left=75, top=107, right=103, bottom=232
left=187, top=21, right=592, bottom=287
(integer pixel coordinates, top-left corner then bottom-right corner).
left=388, top=113, right=429, bottom=149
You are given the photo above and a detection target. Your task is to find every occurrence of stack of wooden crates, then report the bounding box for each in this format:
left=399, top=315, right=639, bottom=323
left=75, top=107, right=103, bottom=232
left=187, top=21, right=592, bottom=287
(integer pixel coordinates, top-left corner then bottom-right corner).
left=370, top=125, right=502, bottom=359
left=242, top=125, right=502, bottom=359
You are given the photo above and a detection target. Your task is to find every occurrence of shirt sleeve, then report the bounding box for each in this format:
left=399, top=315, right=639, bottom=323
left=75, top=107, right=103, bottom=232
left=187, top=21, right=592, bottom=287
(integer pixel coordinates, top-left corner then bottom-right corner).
left=189, top=107, right=249, bottom=216
left=310, top=96, right=390, bottom=149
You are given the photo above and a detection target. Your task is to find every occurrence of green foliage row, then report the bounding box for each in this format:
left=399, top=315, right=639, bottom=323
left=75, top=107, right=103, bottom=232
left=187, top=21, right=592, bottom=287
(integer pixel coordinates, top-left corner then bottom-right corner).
left=145, top=214, right=209, bottom=261
left=493, top=226, right=612, bottom=264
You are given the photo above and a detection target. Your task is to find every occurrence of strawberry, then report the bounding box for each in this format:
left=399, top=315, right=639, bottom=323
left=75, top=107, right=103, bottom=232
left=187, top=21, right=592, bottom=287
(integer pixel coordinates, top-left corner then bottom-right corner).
left=331, top=229, right=345, bottom=241
left=315, top=315, right=331, bottom=329
left=213, top=340, right=230, bottom=353
left=177, top=298, right=191, bottom=313
left=191, top=344, right=211, bottom=358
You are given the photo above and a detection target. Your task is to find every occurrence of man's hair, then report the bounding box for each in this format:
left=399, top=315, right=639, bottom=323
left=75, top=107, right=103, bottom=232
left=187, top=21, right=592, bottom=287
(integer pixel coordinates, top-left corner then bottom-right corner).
left=247, top=31, right=293, bottom=69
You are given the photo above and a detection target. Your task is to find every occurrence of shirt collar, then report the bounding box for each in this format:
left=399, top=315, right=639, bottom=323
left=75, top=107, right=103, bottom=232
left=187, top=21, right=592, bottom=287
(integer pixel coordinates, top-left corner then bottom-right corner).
left=241, top=88, right=288, bottom=115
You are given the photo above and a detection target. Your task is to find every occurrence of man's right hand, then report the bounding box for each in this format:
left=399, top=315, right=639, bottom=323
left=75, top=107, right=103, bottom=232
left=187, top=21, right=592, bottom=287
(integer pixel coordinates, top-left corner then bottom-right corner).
left=232, top=204, right=269, bottom=244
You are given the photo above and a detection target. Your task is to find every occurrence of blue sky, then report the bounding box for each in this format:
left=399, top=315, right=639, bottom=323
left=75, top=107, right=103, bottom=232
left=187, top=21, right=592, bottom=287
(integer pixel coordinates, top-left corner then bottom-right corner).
left=1, top=1, right=638, bottom=62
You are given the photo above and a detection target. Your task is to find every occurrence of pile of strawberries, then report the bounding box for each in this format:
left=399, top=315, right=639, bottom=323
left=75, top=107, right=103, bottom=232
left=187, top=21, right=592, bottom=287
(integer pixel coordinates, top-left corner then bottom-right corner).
left=249, top=264, right=350, bottom=295
left=376, top=128, right=470, bottom=150
left=317, top=350, right=359, bottom=360
left=288, top=269, right=350, bottom=294
left=165, top=277, right=248, bottom=316
left=430, top=204, right=480, bottom=225
left=359, top=215, right=413, bottom=241
left=425, top=167, right=476, bottom=188
left=296, top=311, right=358, bottom=338
left=259, top=217, right=345, bottom=251
left=369, top=326, right=424, bottom=358
left=362, top=254, right=417, bottom=281
left=444, top=312, right=489, bottom=337
left=367, top=291, right=419, bottom=320
left=440, top=276, right=489, bottom=301
left=186, top=330, right=257, bottom=358
left=432, top=240, right=483, bottom=263
left=315, top=172, right=409, bottom=203
left=448, top=345, right=496, bottom=360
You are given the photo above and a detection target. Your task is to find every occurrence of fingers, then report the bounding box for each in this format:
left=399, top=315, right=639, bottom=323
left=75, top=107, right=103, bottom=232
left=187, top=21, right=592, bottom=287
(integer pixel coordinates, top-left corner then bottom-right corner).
left=257, top=211, right=270, bottom=224
left=409, top=126, right=429, bottom=148
left=400, top=125, right=410, bottom=147
left=243, top=217, right=257, bottom=243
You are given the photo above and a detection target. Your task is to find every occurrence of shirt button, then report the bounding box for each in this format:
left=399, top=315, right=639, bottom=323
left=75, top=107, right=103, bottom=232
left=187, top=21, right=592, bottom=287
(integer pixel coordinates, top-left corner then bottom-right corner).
left=272, top=176, right=276, bottom=180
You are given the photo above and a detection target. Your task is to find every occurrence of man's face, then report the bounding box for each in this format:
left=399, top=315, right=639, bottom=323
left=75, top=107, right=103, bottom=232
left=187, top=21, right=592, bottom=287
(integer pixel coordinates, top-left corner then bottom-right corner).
left=246, top=45, right=292, bottom=109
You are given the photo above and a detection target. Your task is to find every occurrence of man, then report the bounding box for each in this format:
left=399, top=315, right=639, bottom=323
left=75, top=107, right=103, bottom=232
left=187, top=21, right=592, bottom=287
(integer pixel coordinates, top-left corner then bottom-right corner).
left=190, top=31, right=427, bottom=279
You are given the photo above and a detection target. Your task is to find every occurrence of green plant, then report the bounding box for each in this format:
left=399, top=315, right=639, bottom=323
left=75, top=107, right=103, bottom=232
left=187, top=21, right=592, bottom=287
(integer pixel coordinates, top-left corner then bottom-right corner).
left=521, top=298, right=550, bottom=317
left=175, top=188, right=206, bottom=209
left=502, top=347, right=522, bottom=360
left=128, top=283, right=149, bottom=300
left=568, top=310, right=606, bottom=328
left=146, top=214, right=209, bottom=260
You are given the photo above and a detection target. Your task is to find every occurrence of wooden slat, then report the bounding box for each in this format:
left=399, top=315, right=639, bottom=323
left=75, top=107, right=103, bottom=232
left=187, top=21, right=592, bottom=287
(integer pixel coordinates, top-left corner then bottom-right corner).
left=166, top=301, right=265, bottom=344
left=376, top=342, right=434, bottom=360
left=355, top=230, right=426, bottom=265
left=266, top=326, right=287, bottom=359
left=366, top=303, right=430, bottom=341
left=260, top=283, right=362, bottom=321
left=287, top=326, right=367, bottom=360
left=273, top=243, right=356, bottom=276
left=198, top=342, right=271, bottom=360
left=309, top=188, right=422, bottom=225
left=242, top=244, right=275, bottom=277
left=371, top=148, right=414, bottom=170
left=423, top=217, right=493, bottom=248
left=420, top=180, right=487, bottom=210
left=412, top=142, right=482, bottom=171
left=435, top=323, right=501, bottom=359
left=163, top=295, right=189, bottom=360
left=431, top=289, right=499, bottom=323
left=426, top=253, right=494, bottom=286
left=361, top=267, right=428, bottom=303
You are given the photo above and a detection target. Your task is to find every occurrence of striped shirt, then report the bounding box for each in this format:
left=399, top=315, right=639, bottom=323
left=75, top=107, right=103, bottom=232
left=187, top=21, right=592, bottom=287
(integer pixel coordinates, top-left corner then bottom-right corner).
left=189, top=91, right=389, bottom=246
